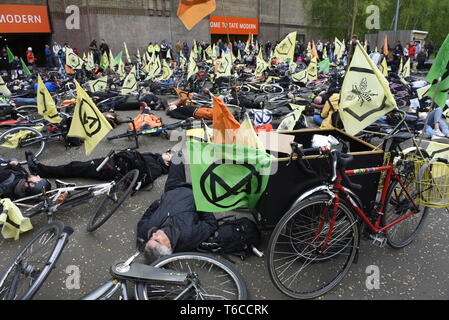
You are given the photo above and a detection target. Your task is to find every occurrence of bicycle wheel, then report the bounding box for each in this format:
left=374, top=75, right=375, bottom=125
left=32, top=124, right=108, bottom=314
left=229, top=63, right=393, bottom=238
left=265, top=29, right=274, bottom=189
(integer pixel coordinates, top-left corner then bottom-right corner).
left=263, top=85, right=284, bottom=94
left=267, top=195, right=359, bottom=299
left=135, top=252, right=247, bottom=300
left=86, top=169, right=139, bottom=232
left=0, top=221, right=70, bottom=300
left=382, top=178, right=429, bottom=249
left=0, top=127, right=45, bottom=165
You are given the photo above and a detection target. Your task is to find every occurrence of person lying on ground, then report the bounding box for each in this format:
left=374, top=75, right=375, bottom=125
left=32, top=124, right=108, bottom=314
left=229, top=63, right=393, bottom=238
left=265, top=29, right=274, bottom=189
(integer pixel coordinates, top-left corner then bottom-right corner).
left=425, top=108, right=449, bottom=140
left=0, top=157, right=51, bottom=200
left=137, top=152, right=218, bottom=263
left=166, top=97, right=213, bottom=121
left=25, top=149, right=172, bottom=188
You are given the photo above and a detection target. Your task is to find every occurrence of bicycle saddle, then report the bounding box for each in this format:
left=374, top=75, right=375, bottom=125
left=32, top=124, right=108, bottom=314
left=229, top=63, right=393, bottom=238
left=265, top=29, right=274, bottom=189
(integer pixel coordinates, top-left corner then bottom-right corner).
left=55, top=180, right=77, bottom=188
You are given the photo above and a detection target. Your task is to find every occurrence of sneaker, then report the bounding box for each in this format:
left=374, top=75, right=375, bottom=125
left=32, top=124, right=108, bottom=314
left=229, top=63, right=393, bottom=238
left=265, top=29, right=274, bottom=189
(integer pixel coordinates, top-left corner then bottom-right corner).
left=434, top=129, right=445, bottom=137
left=432, top=135, right=444, bottom=141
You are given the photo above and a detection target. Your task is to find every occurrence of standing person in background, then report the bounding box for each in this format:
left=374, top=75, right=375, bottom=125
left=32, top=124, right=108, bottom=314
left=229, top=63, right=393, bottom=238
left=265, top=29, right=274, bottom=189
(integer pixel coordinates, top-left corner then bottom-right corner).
left=52, top=42, right=62, bottom=67
left=182, top=42, right=190, bottom=58
left=89, top=40, right=100, bottom=64
left=44, top=44, right=53, bottom=69
left=417, top=48, right=427, bottom=70
left=414, top=41, right=422, bottom=60
left=26, top=47, right=37, bottom=71
left=10, top=56, right=20, bottom=80
left=175, top=41, right=182, bottom=62
left=160, top=40, right=168, bottom=60
left=408, top=42, right=416, bottom=62
left=316, top=40, right=323, bottom=60
left=99, top=39, right=110, bottom=56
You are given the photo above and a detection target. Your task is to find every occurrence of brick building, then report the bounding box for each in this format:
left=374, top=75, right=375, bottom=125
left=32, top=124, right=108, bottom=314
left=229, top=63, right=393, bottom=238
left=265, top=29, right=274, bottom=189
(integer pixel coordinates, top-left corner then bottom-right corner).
left=1, top=0, right=319, bottom=65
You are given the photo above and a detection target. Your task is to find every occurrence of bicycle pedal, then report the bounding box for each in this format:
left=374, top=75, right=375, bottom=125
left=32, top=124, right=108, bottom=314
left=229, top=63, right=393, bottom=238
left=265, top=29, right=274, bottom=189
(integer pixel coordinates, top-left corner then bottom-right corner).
left=369, top=234, right=387, bottom=248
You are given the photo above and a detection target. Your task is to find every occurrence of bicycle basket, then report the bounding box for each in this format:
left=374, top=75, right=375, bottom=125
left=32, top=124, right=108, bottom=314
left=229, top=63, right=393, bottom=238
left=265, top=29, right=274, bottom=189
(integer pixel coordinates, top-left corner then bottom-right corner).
left=414, top=159, right=449, bottom=208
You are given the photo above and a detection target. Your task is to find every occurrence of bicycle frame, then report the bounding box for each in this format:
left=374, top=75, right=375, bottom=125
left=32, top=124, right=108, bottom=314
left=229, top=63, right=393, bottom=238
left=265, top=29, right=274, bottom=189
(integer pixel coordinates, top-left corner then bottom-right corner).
left=334, top=162, right=421, bottom=235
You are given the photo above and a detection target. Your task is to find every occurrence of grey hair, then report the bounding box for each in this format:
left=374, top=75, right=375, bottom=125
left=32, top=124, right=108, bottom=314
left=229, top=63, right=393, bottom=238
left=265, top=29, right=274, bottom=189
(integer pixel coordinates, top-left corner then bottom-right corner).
left=143, top=243, right=172, bottom=264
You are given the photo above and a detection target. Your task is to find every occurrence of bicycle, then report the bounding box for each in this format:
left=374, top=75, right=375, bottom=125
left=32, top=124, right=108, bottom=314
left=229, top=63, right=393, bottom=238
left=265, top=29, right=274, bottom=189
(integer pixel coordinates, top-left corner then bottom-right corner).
left=0, top=221, right=73, bottom=300
left=0, top=114, right=79, bottom=165
left=12, top=168, right=139, bottom=233
left=82, top=243, right=248, bottom=300
left=266, top=115, right=431, bottom=299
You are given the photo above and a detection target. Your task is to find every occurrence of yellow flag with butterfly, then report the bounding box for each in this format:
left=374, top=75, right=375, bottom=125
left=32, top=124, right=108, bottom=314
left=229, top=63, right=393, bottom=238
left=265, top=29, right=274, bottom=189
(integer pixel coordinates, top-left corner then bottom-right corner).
left=255, top=49, right=268, bottom=77
left=0, top=76, right=11, bottom=97
left=87, top=76, right=108, bottom=93
left=339, top=41, right=397, bottom=136
left=216, top=52, right=232, bottom=79
left=187, top=53, right=199, bottom=79
left=292, top=69, right=308, bottom=84
left=68, top=80, right=113, bottom=155
left=37, top=74, right=62, bottom=124
left=156, top=59, right=173, bottom=82
left=274, top=31, right=296, bottom=62
left=66, top=48, right=85, bottom=70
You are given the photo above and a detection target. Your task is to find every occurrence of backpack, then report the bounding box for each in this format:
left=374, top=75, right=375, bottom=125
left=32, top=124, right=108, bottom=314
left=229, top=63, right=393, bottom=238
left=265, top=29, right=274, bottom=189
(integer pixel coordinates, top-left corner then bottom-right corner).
left=112, top=150, right=153, bottom=188
left=130, top=113, right=162, bottom=131
left=199, top=217, right=261, bottom=261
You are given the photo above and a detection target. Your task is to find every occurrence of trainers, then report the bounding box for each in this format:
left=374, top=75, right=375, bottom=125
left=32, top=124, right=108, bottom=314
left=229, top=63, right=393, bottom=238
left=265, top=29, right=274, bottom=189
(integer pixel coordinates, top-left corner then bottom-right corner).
left=431, top=135, right=444, bottom=141
left=434, top=129, right=445, bottom=137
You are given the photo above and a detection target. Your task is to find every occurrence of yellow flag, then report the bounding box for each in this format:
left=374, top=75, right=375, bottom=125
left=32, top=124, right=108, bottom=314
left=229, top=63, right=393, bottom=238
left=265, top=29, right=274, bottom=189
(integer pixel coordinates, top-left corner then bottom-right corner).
left=68, top=80, right=112, bottom=155
left=339, top=41, right=397, bottom=136
left=398, top=57, right=403, bottom=75
left=274, top=31, right=296, bottom=62
left=167, top=49, right=172, bottom=60
left=179, top=51, right=187, bottom=69
left=307, top=57, right=318, bottom=82
left=277, top=105, right=306, bottom=132
left=426, top=141, right=449, bottom=160
left=124, top=42, right=131, bottom=63
left=306, top=42, right=312, bottom=59
left=86, top=52, right=95, bottom=71
left=87, top=76, right=108, bottom=93
left=255, top=49, right=268, bottom=77
left=334, top=38, right=345, bottom=61
left=0, top=198, right=33, bottom=241
left=122, top=66, right=138, bottom=95
left=216, top=52, right=232, bottom=78
left=235, top=116, right=265, bottom=150
left=401, top=58, right=411, bottom=79
left=156, top=59, right=173, bottom=82
left=109, top=50, right=116, bottom=69
left=100, top=51, right=109, bottom=70
left=117, top=60, right=126, bottom=80
left=137, top=49, right=142, bottom=64
left=66, top=48, right=85, bottom=70
left=0, top=76, right=11, bottom=97
left=146, top=54, right=162, bottom=80
left=205, top=45, right=213, bottom=58
left=292, top=69, right=308, bottom=84
left=323, top=46, right=328, bottom=60
left=417, top=84, right=431, bottom=100
left=191, top=40, right=199, bottom=60
left=37, top=74, right=62, bottom=124
left=237, top=49, right=242, bottom=62
left=187, top=53, right=199, bottom=79
left=379, top=57, right=389, bottom=77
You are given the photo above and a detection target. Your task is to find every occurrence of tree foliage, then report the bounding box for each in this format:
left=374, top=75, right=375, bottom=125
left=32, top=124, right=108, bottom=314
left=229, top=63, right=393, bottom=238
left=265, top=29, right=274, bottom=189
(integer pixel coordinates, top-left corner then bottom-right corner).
left=305, top=0, right=449, bottom=47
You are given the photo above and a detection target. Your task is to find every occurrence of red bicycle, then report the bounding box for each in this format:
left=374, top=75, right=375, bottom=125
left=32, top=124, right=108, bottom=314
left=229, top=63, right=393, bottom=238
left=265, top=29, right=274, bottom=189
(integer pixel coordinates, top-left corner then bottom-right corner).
left=267, top=126, right=430, bottom=299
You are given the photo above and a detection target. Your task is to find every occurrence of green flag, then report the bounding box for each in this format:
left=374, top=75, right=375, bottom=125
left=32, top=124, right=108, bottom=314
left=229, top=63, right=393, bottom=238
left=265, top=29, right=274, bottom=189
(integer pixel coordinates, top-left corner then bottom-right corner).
left=187, top=141, right=272, bottom=213
left=426, top=34, right=449, bottom=108
left=319, top=58, right=330, bottom=73
left=114, top=51, right=123, bottom=66
left=6, top=46, right=14, bottom=63
left=20, top=58, right=32, bottom=75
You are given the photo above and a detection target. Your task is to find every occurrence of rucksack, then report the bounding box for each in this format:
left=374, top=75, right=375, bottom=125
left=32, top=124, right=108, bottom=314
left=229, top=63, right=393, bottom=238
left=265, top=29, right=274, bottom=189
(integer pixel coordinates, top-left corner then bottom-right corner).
left=112, top=150, right=153, bottom=188
left=199, top=217, right=261, bottom=261
left=130, top=113, right=162, bottom=131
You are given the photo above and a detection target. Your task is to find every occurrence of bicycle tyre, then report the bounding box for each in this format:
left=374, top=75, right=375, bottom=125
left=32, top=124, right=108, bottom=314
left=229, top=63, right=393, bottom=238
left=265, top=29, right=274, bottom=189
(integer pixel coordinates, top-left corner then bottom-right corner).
left=86, top=169, right=139, bottom=232
left=382, top=177, right=429, bottom=249
left=15, top=105, right=44, bottom=123
left=0, top=126, right=46, bottom=165
left=0, top=221, right=69, bottom=300
left=267, top=195, right=359, bottom=300
left=135, top=252, right=248, bottom=300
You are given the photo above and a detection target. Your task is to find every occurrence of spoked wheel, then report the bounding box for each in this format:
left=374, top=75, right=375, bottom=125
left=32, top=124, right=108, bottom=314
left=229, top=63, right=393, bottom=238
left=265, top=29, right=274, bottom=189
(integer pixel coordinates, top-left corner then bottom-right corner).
left=86, top=169, right=139, bottom=232
left=0, top=127, right=45, bottom=165
left=0, top=221, right=68, bottom=300
left=267, top=196, right=359, bottom=299
left=135, top=253, right=248, bottom=300
left=263, top=85, right=284, bottom=94
left=382, top=179, right=429, bottom=249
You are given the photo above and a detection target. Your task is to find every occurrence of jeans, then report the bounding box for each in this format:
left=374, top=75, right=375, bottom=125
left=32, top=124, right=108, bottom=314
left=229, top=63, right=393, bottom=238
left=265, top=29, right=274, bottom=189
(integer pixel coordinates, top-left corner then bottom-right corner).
left=12, top=98, right=37, bottom=106
left=425, top=108, right=449, bottom=136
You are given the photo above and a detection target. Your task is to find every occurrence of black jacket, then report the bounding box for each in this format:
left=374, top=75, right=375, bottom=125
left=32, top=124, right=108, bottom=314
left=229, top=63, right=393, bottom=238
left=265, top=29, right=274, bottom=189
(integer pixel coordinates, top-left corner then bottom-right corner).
left=0, top=161, right=27, bottom=198
left=137, top=186, right=218, bottom=253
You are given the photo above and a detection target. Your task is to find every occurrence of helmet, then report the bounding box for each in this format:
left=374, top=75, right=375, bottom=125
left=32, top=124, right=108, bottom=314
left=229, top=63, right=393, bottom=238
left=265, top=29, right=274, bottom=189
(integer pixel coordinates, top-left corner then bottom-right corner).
left=14, top=178, right=52, bottom=198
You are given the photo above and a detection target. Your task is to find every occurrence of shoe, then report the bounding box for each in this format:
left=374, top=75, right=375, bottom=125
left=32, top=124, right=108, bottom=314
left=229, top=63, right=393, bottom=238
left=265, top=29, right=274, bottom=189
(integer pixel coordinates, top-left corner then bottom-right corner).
left=431, top=135, right=444, bottom=141
left=434, top=129, right=445, bottom=137
left=25, top=151, right=40, bottom=175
